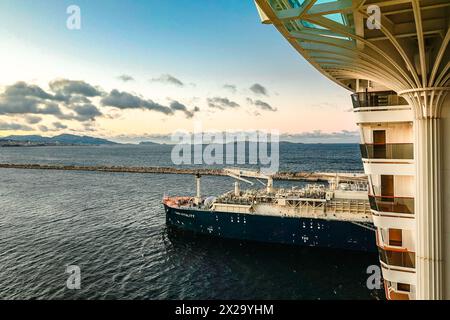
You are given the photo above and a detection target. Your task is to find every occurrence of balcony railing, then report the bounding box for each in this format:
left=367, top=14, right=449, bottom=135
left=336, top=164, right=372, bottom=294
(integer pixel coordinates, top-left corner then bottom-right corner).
left=360, top=143, right=414, bottom=160
left=379, top=248, right=415, bottom=269
left=369, top=195, right=414, bottom=214
left=351, top=91, right=408, bottom=109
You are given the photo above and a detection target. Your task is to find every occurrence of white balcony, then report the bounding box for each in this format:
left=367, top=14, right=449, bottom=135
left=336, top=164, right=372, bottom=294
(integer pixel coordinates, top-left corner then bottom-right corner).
left=381, top=262, right=416, bottom=286
left=353, top=105, right=413, bottom=124
left=372, top=214, right=415, bottom=230
left=363, top=161, right=414, bottom=176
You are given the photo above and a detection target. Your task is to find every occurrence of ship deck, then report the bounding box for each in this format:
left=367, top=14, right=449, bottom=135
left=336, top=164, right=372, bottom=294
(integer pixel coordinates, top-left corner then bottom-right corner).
left=163, top=188, right=373, bottom=224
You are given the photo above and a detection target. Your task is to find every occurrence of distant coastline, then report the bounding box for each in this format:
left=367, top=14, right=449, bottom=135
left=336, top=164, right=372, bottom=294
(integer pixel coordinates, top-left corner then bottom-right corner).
left=0, top=134, right=361, bottom=147
left=0, top=134, right=118, bottom=147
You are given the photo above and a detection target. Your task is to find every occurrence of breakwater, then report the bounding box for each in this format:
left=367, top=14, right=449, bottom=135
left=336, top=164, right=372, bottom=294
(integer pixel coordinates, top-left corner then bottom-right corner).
left=0, top=163, right=367, bottom=182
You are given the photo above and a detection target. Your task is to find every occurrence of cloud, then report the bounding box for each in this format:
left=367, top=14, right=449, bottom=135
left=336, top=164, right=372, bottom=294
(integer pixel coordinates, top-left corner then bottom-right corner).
left=0, top=121, right=33, bottom=131
left=169, top=100, right=199, bottom=118
left=1, top=80, right=101, bottom=108
left=67, top=95, right=92, bottom=104
left=53, top=122, right=68, bottom=130
left=72, top=104, right=103, bottom=121
left=41, top=104, right=64, bottom=116
left=101, top=90, right=173, bottom=115
left=0, top=81, right=104, bottom=123
left=1, top=79, right=200, bottom=126
left=49, top=79, right=103, bottom=99
left=247, top=98, right=277, bottom=112
left=250, top=83, right=268, bottom=96
left=207, top=97, right=240, bottom=110
left=150, top=74, right=184, bottom=87
left=82, top=122, right=97, bottom=132
left=3, top=82, right=55, bottom=100
left=0, top=82, right=66, bottom=118
left=38, top=125, right=49, bottom=132
left=117, top=74, right=134, bottom=82
left=24, top=115, right=42, bottom=124
left=0, top=92, right=63, bottom=117
left=223, top=84, right=237, bottom=93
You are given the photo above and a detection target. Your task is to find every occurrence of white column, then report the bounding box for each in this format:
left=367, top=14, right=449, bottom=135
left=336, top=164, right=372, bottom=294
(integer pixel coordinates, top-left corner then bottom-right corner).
left=414, top=116, right=444, bottom=299
left=401, top=88, right=450, bottom=300
left=441, top=95, right=450, bottom=299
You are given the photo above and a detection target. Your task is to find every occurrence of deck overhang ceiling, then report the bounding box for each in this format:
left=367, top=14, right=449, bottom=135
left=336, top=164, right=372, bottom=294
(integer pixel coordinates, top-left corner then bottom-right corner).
left=254, top=0, right=450, bottom=93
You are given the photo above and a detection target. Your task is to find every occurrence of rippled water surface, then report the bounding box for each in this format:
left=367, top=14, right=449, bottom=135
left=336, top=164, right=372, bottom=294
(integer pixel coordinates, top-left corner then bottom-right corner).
left=0, top=144, right=383, bottom=299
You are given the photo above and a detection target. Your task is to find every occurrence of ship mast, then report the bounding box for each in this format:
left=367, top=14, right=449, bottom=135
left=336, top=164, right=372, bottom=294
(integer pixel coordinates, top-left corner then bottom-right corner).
left=195, top=173, right=201, bottom=205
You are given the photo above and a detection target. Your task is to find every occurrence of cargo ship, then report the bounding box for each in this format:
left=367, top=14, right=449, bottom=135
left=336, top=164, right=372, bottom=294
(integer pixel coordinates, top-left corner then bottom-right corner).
left=163, top=168, right=377, bottom=252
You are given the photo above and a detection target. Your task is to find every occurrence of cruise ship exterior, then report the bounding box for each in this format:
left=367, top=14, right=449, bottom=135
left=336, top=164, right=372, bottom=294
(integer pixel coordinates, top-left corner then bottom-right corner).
left=164, top=169, right=377, bottom=252
left=254, top=0, right=450, bottom=300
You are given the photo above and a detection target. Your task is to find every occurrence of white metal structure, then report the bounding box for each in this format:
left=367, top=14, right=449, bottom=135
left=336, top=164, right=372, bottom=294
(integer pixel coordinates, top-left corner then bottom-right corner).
left=255, top=0, right=450, bottom=300
left=224, top=168, right=275, bottom=192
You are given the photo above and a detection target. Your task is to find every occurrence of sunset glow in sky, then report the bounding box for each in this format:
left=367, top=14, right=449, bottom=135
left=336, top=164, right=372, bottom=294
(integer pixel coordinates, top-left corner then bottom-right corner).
left=0, top=0, right=359, bottom=143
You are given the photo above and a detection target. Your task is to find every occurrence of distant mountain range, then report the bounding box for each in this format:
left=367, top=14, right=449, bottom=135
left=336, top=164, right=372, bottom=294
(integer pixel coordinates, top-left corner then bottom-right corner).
left=138, top=141, right=163, bottom=146
left=0, top=134, right=118, bottom=146
left=0, top=134, right=358, bottom=147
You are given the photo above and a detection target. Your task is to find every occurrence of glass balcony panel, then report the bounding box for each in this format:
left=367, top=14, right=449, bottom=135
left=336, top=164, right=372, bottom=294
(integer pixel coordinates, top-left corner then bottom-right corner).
left=369, top=195, right=414, bottom=214
left=373, top=144, right=386, bottom=158
left=378, top=248, right=415, bottom=268
left=360, top=144, right=413, bottom=160
left=351, top=91, right=408, bottom=108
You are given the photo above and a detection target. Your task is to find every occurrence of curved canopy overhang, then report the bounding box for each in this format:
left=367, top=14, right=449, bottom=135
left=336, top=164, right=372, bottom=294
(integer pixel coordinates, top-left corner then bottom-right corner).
left=254, top=0, right=450, bottom=94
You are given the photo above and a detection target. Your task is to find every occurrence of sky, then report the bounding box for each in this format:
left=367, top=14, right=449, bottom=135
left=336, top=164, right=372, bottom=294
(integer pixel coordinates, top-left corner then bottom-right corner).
left=0, top=0, right=359, bottom=143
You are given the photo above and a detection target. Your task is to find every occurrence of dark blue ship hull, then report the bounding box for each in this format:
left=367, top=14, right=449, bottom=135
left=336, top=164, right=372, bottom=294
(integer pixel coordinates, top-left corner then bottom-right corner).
left=164, top=205, right=377, bottom=252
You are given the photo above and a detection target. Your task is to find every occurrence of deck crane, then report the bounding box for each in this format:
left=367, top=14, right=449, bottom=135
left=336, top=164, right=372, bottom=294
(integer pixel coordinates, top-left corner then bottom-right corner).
left=224, top=168, right=274, bottom=194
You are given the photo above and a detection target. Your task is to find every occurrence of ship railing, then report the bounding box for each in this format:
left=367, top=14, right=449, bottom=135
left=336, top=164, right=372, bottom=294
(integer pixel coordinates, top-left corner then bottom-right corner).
left=327, top=199, right=371, bottom=215
left=351, top=91, right=408, bottom=109
left=218, top=199, right=253, bottom=206
left=276, top=191, right=327, bottom=199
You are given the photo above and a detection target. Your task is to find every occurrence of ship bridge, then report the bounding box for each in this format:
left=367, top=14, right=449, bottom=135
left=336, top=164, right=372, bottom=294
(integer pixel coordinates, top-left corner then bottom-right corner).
left=254, top=0, right=450, bottom=300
